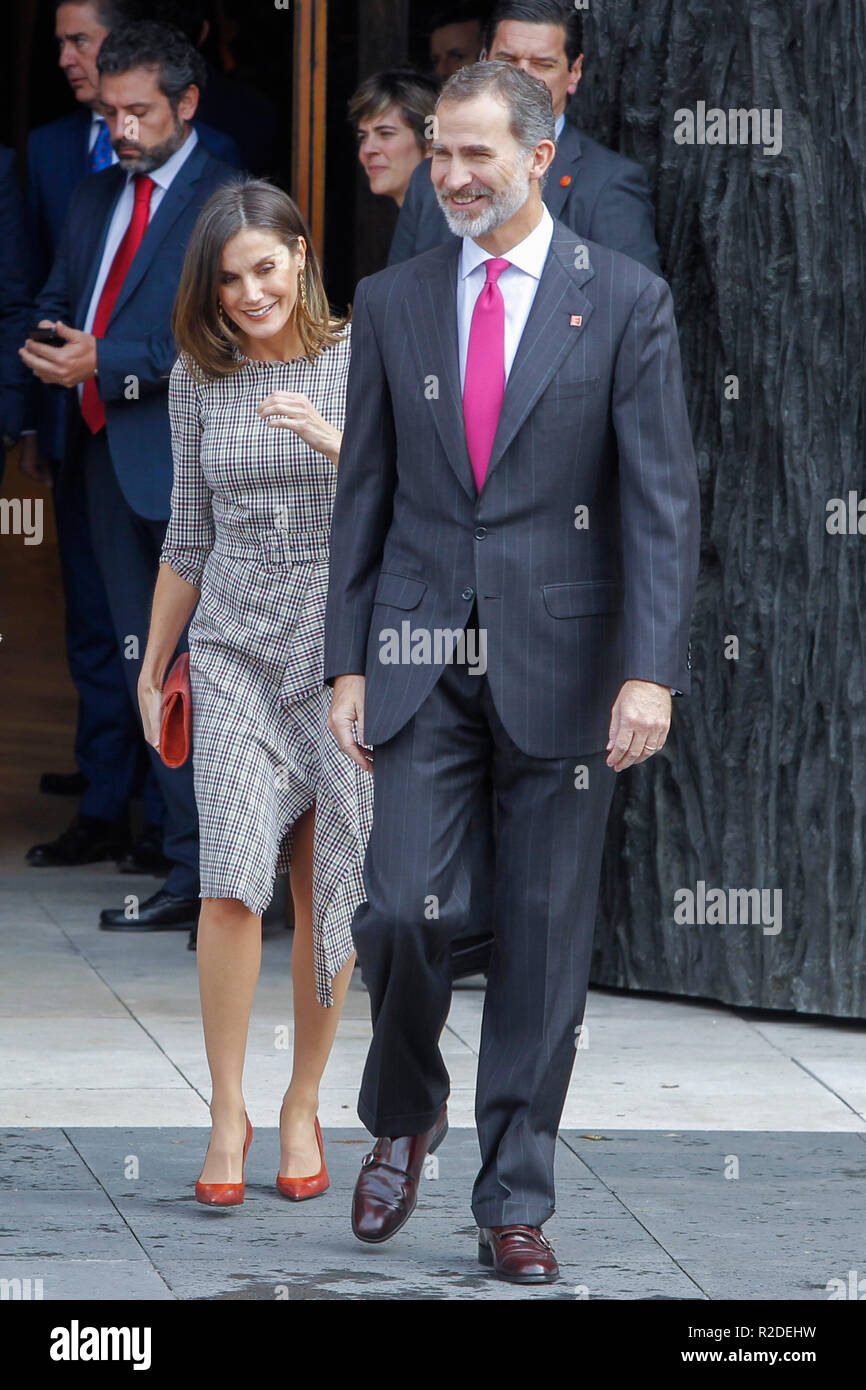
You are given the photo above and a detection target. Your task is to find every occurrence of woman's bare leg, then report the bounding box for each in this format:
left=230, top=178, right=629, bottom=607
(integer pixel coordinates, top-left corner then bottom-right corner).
left=196, top=896, right=262, bottom=1183
left=280, top=803, right=356, bottom=1177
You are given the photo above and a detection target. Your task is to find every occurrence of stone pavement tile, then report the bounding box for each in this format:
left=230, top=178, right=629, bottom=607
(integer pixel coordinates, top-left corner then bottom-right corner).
left=0, top=965, right=130, bottom=1020
left=0, top=1259, right=174, bottom=1301
left=152, top=1252, right=564, bottom=1301
left=0, top=1090, right=209, bottom=1127
left=556, top=1131, right=866, bottom=1301
left=0, top=1018, right=192, bottom=1090
left=558, top=1130, right=866, bottom=1181
left=563, top=1031, right=863, bottom=1130
left=589, top=1183, right=865, bottom=1265
left=60, top=1128, right=599, bottom=1262
left=142, top=1217, right=699, bottom=1301
left=535, top=1223, right=706, bottom=1301
left=673, top=1255, right=855, bottom=1302
left=149, top=1216, right=694, bottom=1301
left=0, top=1128, right=98, bottom=1190
left=749, top=1020, right=866, bottom=1118
left=7, top=1128, right=858, bottom=1300
left=0, top=1189, right=149, bottom=1260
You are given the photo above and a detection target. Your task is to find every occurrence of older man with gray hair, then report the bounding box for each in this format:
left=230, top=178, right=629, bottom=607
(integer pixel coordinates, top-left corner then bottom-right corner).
left=325, top=61, right=700, bottom=1284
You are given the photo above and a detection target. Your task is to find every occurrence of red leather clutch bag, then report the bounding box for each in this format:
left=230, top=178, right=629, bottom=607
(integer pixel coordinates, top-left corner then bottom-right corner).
left=160, top=652, right=191, bottom=768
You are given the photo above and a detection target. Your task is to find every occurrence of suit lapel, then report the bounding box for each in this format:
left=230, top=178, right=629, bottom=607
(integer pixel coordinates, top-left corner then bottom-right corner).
left=74, top=165, right=128, bottom=325
left=404, top=221, right=597, bottom=499
left=483, top=222, right=596, bottom=486
left=404, top=240, right=477, bottom=500
left=543, top=124, right=583, bottom=220
left=108, top=142, right=208, bottom=325
left=73, top=107, right=91, bottom=184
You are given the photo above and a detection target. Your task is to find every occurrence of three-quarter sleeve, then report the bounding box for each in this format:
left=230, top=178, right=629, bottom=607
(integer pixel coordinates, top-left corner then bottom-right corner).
left=159, top=355, right=215, bottom=588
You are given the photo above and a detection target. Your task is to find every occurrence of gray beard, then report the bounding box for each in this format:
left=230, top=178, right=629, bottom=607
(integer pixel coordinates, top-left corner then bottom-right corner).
left=436, top=160, right=531, bottom=239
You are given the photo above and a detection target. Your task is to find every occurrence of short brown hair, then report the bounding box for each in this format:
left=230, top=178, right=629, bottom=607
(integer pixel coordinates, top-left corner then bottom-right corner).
left=171, top=178, right=347, bottom=382
left=348, top=68, right=441, bottom=153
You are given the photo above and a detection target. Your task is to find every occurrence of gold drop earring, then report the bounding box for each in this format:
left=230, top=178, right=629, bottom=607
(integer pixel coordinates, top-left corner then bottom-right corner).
left=298, top=267, right=308, bottom=314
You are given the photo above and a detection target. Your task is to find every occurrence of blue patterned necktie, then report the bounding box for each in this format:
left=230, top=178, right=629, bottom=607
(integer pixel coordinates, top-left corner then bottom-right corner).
left=89, top=117, right=113, bottom=173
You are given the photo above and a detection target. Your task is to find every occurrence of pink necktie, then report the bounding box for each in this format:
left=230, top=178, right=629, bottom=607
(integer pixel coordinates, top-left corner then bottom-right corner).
left=463, top=257, right=510, bottom=493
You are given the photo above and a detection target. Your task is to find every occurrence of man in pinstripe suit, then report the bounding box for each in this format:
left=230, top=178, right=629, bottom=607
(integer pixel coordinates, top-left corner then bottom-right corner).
left=325, top=62, right=700, bottom=1284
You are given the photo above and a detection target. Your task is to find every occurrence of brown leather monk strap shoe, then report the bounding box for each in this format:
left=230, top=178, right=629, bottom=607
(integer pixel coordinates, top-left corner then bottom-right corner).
left=477, top=1224, right=560, bottom=1283
left=351, top=1104, right=448, bottom=1244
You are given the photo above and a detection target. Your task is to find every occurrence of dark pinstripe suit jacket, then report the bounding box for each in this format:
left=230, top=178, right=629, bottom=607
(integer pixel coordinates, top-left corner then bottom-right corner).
left=324, top=220, right=700, bottom=758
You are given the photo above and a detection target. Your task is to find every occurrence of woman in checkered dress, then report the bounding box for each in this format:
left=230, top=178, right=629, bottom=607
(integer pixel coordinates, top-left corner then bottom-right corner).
left=137, top=181, right=372, bottom=1199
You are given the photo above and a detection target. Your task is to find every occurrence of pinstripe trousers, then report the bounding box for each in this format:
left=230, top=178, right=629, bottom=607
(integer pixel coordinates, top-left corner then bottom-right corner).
left=352, top=608, right=617, bottom=1227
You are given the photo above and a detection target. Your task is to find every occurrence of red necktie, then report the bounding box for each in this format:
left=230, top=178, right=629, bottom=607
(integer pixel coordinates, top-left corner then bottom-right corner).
left=81, top=173, right=155, bottom=434
left=462, top=257, right=511, bottom=493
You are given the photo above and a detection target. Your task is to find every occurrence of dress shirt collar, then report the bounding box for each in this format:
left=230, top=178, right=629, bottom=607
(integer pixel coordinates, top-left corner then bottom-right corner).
left=119, top=125, right=199, bottom=191
left=554, top=112, right=565, bottom=141
left=459, top=202, right=554, bottom=283
left=88, top=109, right=112, bottom=156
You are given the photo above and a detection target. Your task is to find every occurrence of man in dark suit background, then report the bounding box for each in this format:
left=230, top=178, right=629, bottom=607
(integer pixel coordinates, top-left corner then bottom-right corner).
left=20, top=20, right=237, bottom=932
left=325, top=62, right=699, bottom=1282
left=27, top=0, right=241, bottom=293
left=20, top=0, right=240, bottom=866
left=428, top=3, right=487, bottom=81
left=145, top=0, right=282, bottom=177
left=389, top=0, right=661, bottom=274
left=0, top=149, right=33, bottom=490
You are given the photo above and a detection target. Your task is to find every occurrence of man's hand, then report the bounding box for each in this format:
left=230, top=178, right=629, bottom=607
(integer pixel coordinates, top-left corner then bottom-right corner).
left=606, top=679, right=672, bottom=771
left=327, top=674, right=373, bottom=773
left=18, top=434, right=54, bottom=488
left=19, top=320, right=98, bottom=388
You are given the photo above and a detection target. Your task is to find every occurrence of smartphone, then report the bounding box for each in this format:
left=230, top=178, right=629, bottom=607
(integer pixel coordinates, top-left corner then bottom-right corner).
left=29, top=326, right=66, bottom=347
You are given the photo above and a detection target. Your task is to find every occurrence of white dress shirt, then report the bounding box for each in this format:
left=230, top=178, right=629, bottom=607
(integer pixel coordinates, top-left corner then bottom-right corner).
left=457, top=202, right=554, bottom=390
left=80, top=127, right=199, bottom=402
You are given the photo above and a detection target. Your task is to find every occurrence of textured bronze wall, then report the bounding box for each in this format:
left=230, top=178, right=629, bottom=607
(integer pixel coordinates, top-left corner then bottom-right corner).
left=579, top=1, right=866, bottom=1015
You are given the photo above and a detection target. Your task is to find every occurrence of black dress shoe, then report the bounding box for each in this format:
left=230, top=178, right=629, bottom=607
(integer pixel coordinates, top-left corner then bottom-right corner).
left=99, top=887, right=199, bottom=931
left=450, top=932, right=493, bottom=981
left=117, top=823, right=171, bottom=876
left=39, top=770, right=89, bottom=796
left=26, top=814, right=130, bottom=867
left=351, top=1104, right=448, bottom=1244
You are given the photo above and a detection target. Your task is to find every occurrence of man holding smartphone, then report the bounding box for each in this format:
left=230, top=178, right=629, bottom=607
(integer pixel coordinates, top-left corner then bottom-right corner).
left=19, top=19, right=236, bottom=933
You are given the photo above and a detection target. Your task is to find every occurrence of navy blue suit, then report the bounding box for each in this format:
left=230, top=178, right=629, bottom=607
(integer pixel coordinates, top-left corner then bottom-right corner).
left=26, top=107, right=241, bottom=459
left=0, top=148, right=32, bottom=488
left=31, top=137, right=237, bottom=895
left=388, top=122, right=662, bottom=275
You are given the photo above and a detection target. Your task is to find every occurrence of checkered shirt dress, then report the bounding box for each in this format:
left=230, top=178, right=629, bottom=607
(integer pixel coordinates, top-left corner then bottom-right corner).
left=159, top=325, right=373, bottom=1006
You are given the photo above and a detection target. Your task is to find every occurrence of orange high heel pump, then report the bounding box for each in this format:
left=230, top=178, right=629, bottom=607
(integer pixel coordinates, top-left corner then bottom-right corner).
left=196, top=1113, right=253, bottom=1206
left=276, top=1116, right=330, bottom=1201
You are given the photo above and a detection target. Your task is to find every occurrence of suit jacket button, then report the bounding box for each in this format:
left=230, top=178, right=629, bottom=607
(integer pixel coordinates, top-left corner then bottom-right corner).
left=461, top=587, right=474, bottom=601
left=474, top=526, right=487, bottom=539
